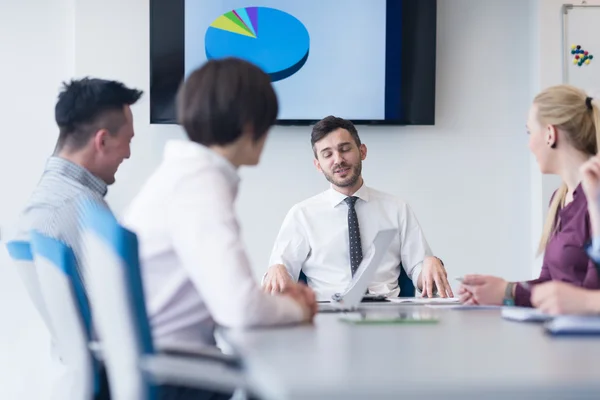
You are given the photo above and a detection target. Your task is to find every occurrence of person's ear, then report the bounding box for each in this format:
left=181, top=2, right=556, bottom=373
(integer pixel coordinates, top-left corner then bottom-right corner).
left=92, top=129, right=110, bottom=152
left=313, top=157, right=322, bottom=172
left=359, top=144, right=367, bottom=160
left=546, top=125, right=557, bottom=149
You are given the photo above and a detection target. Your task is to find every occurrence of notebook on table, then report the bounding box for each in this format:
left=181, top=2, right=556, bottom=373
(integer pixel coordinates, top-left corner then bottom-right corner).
left=544, top=315, right=600, bottom=336
left=501, top=306, right=554, bottom=322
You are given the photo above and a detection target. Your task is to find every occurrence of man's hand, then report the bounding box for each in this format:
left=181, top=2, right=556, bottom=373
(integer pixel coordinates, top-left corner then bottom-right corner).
left=531, top=281, right=600, bottom=315
left=263, top=264, right=293, bottom=294
left=281, top=282, right=318, bottom=322
left=418, top=256, right=454, bottom=298
left=458, top=274, right=507, bottom=305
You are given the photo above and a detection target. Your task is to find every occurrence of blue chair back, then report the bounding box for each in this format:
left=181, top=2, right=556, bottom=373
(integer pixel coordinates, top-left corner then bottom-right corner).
left=80, top=200, right=157, bottom=400
left=29, top=230, right=98, bottom=399
left=298, top=264, right=415, bottom=297
left=6, top=240, right=57, bottom=333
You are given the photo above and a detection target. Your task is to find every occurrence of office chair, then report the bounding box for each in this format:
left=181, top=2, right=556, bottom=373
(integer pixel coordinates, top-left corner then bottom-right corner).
left=6, top=240, right=55, bottom=334
left=29, top=231, right=104, bottom=400
left=80, top=200, right=248, bottom=400
left=398, top=266, right=415, bottom=297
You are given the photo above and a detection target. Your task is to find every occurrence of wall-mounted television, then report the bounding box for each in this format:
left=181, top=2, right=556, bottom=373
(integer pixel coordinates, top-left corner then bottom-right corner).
left=150, top=0, right=437, bottom=125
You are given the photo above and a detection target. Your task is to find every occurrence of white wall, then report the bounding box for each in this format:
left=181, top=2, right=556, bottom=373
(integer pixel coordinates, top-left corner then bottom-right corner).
left=529, top=0, right=600, bottom=277
left=72, top=0, right=536, bottom=285
left=0, top=1, right=74, bottom=399
left=0, top=0, right=555, bottom=398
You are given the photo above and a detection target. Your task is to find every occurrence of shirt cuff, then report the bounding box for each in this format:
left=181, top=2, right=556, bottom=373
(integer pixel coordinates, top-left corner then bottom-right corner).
left=514, top=282, right=533, bottom=307
left=587, top=237, right=600, bottom=264
left=260, top=272, right=267, bottom=286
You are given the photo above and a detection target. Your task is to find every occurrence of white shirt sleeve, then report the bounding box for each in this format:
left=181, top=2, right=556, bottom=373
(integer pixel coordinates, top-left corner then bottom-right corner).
left=590, top=237, right=600, bottom=263
left=166, top=172, right=304, bottom=329
left=267, top=205, right=310, bottom=281
left=399, top=202, right=433, bottom=290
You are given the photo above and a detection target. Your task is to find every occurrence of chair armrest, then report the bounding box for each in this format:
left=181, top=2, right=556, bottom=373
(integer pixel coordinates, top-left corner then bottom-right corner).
left=140, top=353, right=248, bottom=394
left=155, top=340, right=240, bottom=367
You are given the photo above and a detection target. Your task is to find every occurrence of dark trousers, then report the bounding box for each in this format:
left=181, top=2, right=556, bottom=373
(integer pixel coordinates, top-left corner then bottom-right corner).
left=158, top=384, right=233, bottom=400
left=95, top=366, right=111, bottom=400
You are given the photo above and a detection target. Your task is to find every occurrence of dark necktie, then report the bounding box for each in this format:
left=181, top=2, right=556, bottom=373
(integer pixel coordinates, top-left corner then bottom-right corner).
left=345, top=196, right=363, bottom=276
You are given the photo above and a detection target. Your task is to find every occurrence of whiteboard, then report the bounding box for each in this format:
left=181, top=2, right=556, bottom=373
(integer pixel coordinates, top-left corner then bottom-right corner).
left=562, top=4, right=600, bottom=95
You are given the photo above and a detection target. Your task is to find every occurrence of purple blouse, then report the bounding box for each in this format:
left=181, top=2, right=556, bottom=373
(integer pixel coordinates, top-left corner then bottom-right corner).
left=515, top=184, right=600, bottom=307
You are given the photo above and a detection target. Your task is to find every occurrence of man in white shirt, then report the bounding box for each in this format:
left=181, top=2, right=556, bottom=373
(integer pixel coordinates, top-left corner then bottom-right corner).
left=123, top=58, right=316, bottom=399
left=263, top=115, right=453, bottom=301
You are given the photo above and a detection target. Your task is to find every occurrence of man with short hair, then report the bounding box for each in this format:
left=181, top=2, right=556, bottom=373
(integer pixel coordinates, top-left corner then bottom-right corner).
left=15, top=77, right=143, bottom=283
left=263, top=115, right=453, bottom=301
left=13, top=77, right=143, bottom=400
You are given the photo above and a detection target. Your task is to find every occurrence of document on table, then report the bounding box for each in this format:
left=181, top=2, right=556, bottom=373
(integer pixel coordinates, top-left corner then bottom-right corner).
left=386, top=297, right=461, bottom=305
left=501, top=306, right=553, bottom=322
left=544, top=316, right=600, bottom=335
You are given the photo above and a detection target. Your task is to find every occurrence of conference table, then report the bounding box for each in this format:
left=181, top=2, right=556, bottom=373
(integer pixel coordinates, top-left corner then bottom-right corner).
left=221, top=302, right=600, bottom=400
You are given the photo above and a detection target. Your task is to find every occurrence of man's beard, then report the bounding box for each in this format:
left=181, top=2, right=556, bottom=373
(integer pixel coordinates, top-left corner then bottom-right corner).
left=323, top=161, right=362, bottom=188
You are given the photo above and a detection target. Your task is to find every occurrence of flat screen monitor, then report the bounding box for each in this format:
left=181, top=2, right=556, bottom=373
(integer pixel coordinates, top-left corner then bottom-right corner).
left=150, top=0, right=437, bottom=125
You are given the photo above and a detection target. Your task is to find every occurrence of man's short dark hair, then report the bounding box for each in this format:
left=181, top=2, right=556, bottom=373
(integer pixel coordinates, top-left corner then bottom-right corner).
left=55, top=77, right=143, bottom=150
left=311, top=116, right=362, bottom=156
left=177, top=57, right=278, bottom=146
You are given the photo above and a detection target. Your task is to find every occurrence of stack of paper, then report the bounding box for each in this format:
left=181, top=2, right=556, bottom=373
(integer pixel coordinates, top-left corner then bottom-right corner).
left=544, top=316, right=600, bottom=335
left=501, top=306, right=553, bottom=322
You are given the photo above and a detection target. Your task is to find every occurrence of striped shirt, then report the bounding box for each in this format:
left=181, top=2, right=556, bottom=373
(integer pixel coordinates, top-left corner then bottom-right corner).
left=13, top=156, right=109, bottom=288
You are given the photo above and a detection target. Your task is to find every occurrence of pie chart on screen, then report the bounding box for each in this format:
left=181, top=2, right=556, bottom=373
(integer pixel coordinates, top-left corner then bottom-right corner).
left=204, top=7, right=310, bottom=81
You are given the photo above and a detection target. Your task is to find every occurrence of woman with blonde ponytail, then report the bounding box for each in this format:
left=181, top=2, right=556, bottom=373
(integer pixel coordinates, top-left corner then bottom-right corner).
left=459, top=85, right=600, bottom=309
left=531, top=97, right=600, bottom=314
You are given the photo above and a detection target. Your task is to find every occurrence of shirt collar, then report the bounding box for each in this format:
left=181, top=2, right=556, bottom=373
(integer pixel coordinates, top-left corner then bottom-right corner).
left=329, top=183, right=370, bottom=208
left=44, top=156, right=108, bottom=197
left=163, top=139, right=240, bottom=186
left=573, top=182, right=582, bottom=198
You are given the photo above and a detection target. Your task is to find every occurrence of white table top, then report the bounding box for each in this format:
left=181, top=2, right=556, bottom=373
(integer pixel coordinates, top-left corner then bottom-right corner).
left=222, top=303, right=600, bottom=400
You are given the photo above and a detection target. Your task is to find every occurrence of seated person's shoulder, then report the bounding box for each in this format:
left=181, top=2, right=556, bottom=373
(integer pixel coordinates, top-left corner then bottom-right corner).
left=173, top=165, right=234, bottom=197
left=287, top=190, right=331, bottom=215
left=367, top=187, right=412, bottom=209
left=13, top=193, right=97, bottom=242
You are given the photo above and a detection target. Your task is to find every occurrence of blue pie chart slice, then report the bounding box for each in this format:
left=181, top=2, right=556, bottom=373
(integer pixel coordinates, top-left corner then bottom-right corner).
left=205, top=7, right=310, bottom=81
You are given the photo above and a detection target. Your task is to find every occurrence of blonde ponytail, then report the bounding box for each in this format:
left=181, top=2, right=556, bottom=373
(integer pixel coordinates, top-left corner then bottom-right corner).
left=534, top=86, right=600, bottom=254
left=538, top=184, right=567, bottom=254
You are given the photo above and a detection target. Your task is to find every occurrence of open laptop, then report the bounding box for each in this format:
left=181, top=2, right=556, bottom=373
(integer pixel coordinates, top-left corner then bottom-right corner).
left=318, top=229, right=396, bottom=312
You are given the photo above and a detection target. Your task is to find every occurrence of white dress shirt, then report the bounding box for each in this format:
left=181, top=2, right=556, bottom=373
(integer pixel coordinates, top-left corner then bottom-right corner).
left=269, top=184, right=433, bottom=301
left=123, top=139, right=304, bottom=347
